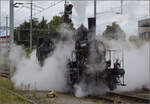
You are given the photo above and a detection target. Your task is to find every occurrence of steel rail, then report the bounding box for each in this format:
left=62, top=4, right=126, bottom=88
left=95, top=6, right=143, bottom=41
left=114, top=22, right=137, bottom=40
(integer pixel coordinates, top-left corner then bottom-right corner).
left=0, top=68, right=9, bottom=78
left=89, top=95, right=122, bottom=103
left=108, top=92, right=150, bottom=103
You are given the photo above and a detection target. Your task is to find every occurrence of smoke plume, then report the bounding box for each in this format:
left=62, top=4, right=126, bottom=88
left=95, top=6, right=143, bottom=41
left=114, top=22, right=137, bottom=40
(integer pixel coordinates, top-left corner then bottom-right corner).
left=3, top=28, right=149, bottom=97
left=72, top=0, right=87, bottom=25
left=11, top=25, right=74, bottom=92
left=105, top=40, right=150, bottom=91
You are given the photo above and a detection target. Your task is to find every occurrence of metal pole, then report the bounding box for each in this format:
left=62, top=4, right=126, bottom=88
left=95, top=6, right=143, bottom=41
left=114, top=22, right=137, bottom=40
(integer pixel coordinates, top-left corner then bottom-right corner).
left=0, top=0, right=1, bottom=36
left=10, top=0, right=14, bottom=46
left=48, top=23, right=50, bottom=34
left=6, top=16, right=8, bottom=36
left=121, top=0, right=123, bottom=15
left=64, top=0, right=66, bottom=22
left=9, top=0, right=14, bottom=77
left=30, top=0, right=32, bottom=52
left=94, top=0, right=96, bottom=34
left=149, top=0, right=150, bottom=16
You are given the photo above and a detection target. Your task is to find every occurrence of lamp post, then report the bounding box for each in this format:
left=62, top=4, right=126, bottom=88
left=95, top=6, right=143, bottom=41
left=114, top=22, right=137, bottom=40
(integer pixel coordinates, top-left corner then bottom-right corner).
left=9, top=0, right=23, bottom=77
left=30, top=0, right=33, bottom=53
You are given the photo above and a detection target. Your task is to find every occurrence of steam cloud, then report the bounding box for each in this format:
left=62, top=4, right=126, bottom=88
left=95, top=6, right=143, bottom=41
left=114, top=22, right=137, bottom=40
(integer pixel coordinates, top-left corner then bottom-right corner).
left=11, top=25, right=74, bottom=92
left=1, top=31, right=149, bottom=97
left=106, top=40, right=150, bottom=91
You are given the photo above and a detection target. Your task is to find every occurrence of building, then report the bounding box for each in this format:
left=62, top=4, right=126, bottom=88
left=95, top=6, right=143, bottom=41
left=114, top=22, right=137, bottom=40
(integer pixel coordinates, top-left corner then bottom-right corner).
left=0, top=35, right=10, bottom=49
left=138, top=18, right=150, bottom=41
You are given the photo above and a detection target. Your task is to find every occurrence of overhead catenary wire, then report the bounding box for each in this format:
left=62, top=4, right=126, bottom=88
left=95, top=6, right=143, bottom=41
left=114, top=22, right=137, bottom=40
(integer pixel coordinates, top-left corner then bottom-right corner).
left=14, top=0, right=63, bottom=26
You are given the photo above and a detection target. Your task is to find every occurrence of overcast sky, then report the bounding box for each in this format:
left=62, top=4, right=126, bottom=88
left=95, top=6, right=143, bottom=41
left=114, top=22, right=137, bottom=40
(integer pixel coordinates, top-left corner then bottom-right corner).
left=0, top=0, right=149, bottom=36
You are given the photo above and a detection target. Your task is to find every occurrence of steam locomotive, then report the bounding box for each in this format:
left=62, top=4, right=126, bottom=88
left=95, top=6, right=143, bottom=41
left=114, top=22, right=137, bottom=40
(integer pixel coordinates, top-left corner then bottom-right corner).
left=36, top=3, right=126, bottom=91
left=66, top=25, right=126, bottom=91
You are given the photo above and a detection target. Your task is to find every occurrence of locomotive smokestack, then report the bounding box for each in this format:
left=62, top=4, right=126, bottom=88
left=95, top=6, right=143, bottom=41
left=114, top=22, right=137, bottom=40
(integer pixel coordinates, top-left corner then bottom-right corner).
left=88, top=18, right=96, bottom=32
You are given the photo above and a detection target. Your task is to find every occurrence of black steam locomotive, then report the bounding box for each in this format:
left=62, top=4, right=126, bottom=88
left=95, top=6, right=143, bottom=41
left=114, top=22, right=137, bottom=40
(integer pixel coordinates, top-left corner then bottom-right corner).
left=66, top=25, right=126, bottom=91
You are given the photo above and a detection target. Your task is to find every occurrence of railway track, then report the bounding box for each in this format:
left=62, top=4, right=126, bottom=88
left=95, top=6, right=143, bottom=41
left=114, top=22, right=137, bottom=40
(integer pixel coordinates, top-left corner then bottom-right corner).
left=96, top=92, right=150, bottom=104
left=86, top=91, right=150, bottom=104
left=108, top=92, right=150, bottom=103
left=0, top=68, right=9, bottom=78
left=14, top=90, right=150, bottom=104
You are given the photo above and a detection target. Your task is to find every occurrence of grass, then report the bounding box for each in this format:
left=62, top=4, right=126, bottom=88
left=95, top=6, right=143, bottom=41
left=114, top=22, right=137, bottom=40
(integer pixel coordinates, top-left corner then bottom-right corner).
left=0, top=87, right=31, bottom=104
left=0, top=78, right=31, bottom=104
left=0, top=78, right=57, bottom=104
left=0, top=78, right=14, bottom=90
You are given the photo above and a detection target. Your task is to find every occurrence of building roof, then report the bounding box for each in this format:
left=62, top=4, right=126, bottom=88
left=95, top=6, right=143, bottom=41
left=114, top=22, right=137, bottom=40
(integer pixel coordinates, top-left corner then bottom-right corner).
left=138, top=18, right=150, bottom=27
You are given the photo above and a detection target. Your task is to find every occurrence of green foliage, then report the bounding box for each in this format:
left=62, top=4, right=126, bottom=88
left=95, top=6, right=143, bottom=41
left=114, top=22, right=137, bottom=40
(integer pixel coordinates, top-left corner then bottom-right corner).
left=24, top=45, right=36, bottom=57
left=49, top=16, right=63, bottom=33
left=0, top=78, right=31, bottom=104
left=24, top=47, right=30, bottom=57
left=49, top=16, right=74, bottom=33
left=0, top=88, right=30, bottom=104
left=103, top=22, right=126, bottom=40
left=14, top=16, right=74, bottom=48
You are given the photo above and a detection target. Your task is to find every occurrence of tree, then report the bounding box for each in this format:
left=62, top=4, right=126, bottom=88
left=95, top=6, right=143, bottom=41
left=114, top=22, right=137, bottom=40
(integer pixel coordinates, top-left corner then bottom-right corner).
left=37, top=16, right=48, bottom=35
left=103, top=22, right=126, bottom=40
left=14, top=18, right=39, bottom=47
left=49, top=16, right=63, bottom=33
left=48, top=16, right=74, bottom=33
left=14, top=16, right=75, bottom=48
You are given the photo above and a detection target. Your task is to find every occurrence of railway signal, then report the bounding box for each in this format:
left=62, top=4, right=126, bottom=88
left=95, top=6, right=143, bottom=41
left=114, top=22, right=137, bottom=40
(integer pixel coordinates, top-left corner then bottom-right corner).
left=65, top=4, right=73, bottom=15
left=63, top=3, right=73, bottom=23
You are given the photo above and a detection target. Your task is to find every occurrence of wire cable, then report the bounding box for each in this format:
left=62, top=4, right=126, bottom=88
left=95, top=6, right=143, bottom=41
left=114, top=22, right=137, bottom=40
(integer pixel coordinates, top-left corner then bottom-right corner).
left=14, top=0, right=63, bottom=26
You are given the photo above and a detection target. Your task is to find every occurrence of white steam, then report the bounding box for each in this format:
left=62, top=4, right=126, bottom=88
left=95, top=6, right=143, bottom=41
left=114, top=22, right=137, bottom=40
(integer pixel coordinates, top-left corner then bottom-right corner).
left=74, top=40, right=150, bottom=97
left=72, top=0, right=87, bottom=25
left=11, top=25, right=74, bottom=92
left=8, top=41, right=149, bottom=96
left=106, top=40, right=150, bottom=91
left=119, top=42, right=150, bottom=91
left=12, top=42, right=73, bottom=92
left=2, top=31, right=148, bottom=96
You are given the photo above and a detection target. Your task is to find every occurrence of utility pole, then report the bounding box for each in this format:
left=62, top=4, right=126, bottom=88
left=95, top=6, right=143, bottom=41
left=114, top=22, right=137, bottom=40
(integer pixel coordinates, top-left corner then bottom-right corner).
left=48, top=23, right=50, bottom=34
left=94, top=0, right=96, bottom=34
left=6, top=16, right=8, bottom=36
left=121, top=0, right=123, bottom=15
left=64, top=0, right=67, bottom=22
left=30, top=0, right=33, bottom=53
left=10, top=0, right=14, bottom=46
left=9, top=0, right=14, bottom=77
left=0, top=0, right=1, bottom=36
left=149, top=0, right=150, bottom=16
